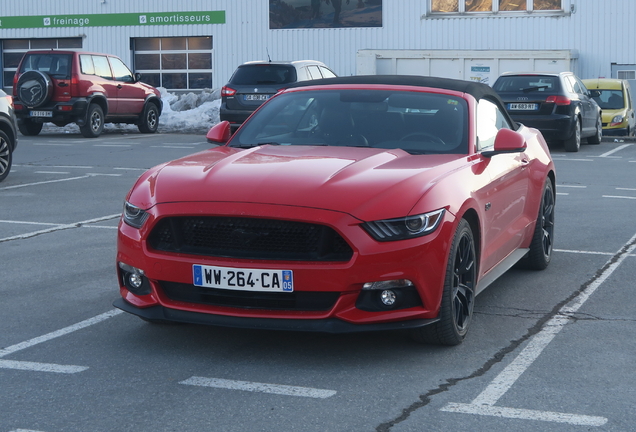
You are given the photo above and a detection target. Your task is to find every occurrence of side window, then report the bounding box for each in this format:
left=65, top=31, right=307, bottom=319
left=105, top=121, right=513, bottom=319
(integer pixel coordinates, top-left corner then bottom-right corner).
left=563, top=76, right=576, bottom=94
left=79, top=55, right=95, bottom=75
left=108, top=57, right=134, bottom=83
left=320, top=67, right=336, bottom=78
left=625, top=85, right=633, bottom=109
left=92, top=55, right=113, bottom=80
left=307, top=65, right=321, bottom=80
left=575, top=78, right=588, bottom=96
left=477, top=99, right=511, bottom=150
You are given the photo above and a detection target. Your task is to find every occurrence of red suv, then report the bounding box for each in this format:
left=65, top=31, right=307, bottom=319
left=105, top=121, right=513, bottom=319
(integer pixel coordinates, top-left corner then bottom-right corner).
left=12, top=50, right=162, bottom=138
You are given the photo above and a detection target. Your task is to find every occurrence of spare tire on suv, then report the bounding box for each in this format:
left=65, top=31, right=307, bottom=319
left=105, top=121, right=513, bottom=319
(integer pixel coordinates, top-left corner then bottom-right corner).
left=12, top=50, right=162, bottom=138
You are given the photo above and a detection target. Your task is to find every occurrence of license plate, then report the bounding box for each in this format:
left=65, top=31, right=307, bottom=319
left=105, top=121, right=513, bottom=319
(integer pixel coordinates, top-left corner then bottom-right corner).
left=30, top=110, right=53, bottom=117
left=193, top=264, right=293, bottom=292
left=244, top=94, right=270, bottom=101
left=508, top=103, right=538, bottom=111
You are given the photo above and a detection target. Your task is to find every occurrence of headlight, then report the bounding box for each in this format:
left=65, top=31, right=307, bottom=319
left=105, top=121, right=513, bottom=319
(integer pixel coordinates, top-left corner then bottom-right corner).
left=123, top=201, right=149, bottom=228
left=611, top=115, right=624, bottom=125
left=362, top=209, right=445, bottom=241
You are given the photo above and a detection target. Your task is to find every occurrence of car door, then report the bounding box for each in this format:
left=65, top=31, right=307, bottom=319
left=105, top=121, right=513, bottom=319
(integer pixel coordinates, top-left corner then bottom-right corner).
left=571, top=76, right=597, bottom=134
left=108, top=56, right=145, bottom=117
left=476, top=99, right=531, bottom=273
left=89, top=55, right=120, bottom=114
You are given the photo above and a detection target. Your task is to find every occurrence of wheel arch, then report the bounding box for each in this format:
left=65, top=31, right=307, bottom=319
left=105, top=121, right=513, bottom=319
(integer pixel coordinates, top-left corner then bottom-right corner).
left=459, top=207, right=482, bottom=277
left=87, top=94, right=109, bottom=117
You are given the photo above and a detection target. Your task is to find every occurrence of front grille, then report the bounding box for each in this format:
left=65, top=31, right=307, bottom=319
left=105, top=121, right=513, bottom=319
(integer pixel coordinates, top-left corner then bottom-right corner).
left=160, top=281, right=340, bottom=311
left=148, top=216, right=353, bottom=261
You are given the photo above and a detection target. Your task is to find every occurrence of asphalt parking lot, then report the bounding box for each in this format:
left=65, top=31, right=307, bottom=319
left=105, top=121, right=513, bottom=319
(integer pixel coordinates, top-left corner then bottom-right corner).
left=1, top=131, right=635, bottom=432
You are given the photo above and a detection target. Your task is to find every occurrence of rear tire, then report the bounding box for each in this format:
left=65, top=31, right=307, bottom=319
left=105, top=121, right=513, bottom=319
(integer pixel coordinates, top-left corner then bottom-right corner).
left=411, top=219, right=476, bottom=345
left=138, top=103, right=159, bottom=134
left=18, top=119, right=43, bottom=136
left=0, top=131, right=13, bottom=182
left=80, top=104, right=104, bottom=138
left=587, top=116, right=602, bottom=144
left=564, top=118, right=581, bottom=152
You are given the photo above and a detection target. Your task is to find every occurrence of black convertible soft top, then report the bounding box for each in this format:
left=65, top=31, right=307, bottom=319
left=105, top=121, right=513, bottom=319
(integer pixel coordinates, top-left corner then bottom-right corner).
left=288, top=74, right=517, bottom=128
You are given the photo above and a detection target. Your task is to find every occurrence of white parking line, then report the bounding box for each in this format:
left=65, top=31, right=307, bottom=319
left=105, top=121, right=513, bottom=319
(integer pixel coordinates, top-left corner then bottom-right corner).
left=553, top=158, right=593, bottom=162
left=557, top=185, right=586, bottom=188
left=603, top=195, right=636, bottom=200
left=0, top=309, right=123, bottom=375
left=0, top=309, right=123, bottom=358
left=441, top=231, right=636, bottom=426
left=598, top=144, right=633, bottom=157
left=34, top=171, right=70, bottom=175
left=0, top=174, right=93, bottom=190
left=0, top=214, right=121, bottom=242
left=0, top=360, right=88, bottom=374
left=616, top=187, right=636, bottom=191
left=180, top=377, right=337, bottom=399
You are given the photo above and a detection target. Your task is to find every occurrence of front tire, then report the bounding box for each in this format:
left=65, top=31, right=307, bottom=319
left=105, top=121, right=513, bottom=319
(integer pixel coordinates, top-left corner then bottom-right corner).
left=0, top=131, right=13, bottom=182
left=80, top=104, right=104, bottom=138
left=411, top=219, right=477, bottom=345
left=587, top=116, right=602, bottom=144
left=525, top=179, right=555, bottom=270
left=564, top=117, right=581, bottom=152
left=18, top=119, right=43, bottom=136
left=138, top=103, right=159, bottom=134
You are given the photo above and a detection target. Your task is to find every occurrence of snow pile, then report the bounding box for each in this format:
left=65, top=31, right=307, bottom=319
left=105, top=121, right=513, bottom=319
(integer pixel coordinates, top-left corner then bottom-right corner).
left=42, top=87, right=221, bottom=135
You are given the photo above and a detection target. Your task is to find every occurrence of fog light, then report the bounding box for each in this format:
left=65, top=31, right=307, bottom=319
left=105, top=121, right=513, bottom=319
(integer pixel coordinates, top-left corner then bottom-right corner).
left=118, top=262, right=151, bottom=295
left=381, top=290, right=397, bottom=306
left=129, top=272, right=143, bottom=289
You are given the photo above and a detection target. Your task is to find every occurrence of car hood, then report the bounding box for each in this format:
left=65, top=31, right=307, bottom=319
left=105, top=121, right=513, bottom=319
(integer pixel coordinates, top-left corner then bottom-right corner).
left=131, top=145, right=466, bottom=221
left=601, top=108, right=628, bottom=121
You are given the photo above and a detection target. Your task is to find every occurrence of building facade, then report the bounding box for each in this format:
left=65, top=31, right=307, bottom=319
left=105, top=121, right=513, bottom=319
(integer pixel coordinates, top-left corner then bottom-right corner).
left=1, top=1, right=634, bottom=93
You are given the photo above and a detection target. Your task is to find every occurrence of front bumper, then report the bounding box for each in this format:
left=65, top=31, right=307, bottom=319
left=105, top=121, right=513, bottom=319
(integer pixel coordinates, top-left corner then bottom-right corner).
left=113, top=298, right=438, bottom=333
left=116, top=201, right=454, bottom=331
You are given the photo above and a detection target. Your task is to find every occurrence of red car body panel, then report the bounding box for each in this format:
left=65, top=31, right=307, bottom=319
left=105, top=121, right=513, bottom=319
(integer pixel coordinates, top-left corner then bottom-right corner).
left=115, top=76, right=555, bottom=335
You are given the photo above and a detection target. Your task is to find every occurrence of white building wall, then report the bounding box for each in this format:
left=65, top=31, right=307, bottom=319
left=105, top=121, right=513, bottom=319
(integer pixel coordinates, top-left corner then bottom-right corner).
left=1, top=0, right=635, bottom=89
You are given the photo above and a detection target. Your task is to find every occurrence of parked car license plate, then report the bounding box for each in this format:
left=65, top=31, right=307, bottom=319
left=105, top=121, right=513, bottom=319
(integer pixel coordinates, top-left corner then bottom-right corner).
left=244, top=94, right=270, bottom=101
left=508, top=103, right=538, bottom=111
left=30, top=110, right=53, bottom=117
left=193, top=264, right=293, bottom=292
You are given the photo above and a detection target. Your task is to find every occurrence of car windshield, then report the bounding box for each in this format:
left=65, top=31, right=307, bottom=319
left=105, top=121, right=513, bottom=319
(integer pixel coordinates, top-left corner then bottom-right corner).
left=590, top=89, right=624, bottom=109
left=20, top=53, right=72, bottom=79
left=493, top=76, right=560, bottom=93
left=231, top=65, right=297, bottom=85
left=230, top=89, right=468, bottom=155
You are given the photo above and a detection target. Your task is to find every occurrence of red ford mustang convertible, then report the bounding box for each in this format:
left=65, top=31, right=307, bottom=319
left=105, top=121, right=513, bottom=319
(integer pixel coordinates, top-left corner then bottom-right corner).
left=114, top=75, right=556, bottom=345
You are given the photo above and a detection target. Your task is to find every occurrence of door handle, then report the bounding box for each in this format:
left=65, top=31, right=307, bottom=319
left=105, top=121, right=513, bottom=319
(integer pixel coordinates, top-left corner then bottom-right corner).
left=117, top=84, right=123, bottom=89
left=521, top=158, right=530, bottom=167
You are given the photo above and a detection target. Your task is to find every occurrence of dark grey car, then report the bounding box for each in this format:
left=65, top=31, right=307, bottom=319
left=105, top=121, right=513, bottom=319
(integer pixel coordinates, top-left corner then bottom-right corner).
left=493, top=71, right=602, bottom=152
left=220, top=60, right=337, bottom=130
left=0, top=89, right=18, bottom=182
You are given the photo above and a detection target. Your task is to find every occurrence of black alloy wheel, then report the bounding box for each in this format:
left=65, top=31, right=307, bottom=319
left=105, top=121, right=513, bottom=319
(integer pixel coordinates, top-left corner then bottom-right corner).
left=411, top=219, right=476, bottom=345
left=588, top=116, right=602, bottom=144
left=564, top=117, right=581, bottom=152
left=525, top=180, right=555, bottom=270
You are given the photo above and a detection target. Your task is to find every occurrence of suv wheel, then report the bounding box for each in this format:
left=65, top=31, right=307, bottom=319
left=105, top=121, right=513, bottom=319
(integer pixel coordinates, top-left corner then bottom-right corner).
left=18, top=119, right=43, bottom=136
left=138, top=103, right=159, bottom=134
left=17, top=71, right=53, bottom=108
left=0, top=131, right=13, bottom=182
left=80, top=104, right=105, bottom=138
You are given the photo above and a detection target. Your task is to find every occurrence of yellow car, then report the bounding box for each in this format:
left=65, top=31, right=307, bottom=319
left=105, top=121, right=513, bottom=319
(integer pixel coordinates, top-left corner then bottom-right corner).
left=583, top=78, right=635, bottom=136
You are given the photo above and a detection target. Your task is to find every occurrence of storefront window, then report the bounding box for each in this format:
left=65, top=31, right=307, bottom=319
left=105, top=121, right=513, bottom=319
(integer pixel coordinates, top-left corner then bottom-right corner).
left=499, top=0, right=525, bottom=11
left=432, top=0, right=458, bottom=12
left=534, top=0, right=560, bottom=10
left=1, top=37, right=82, bottom=90
left=431, top=0, right=563, bottom=13
left=133, top=36, right=213, bottom=91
